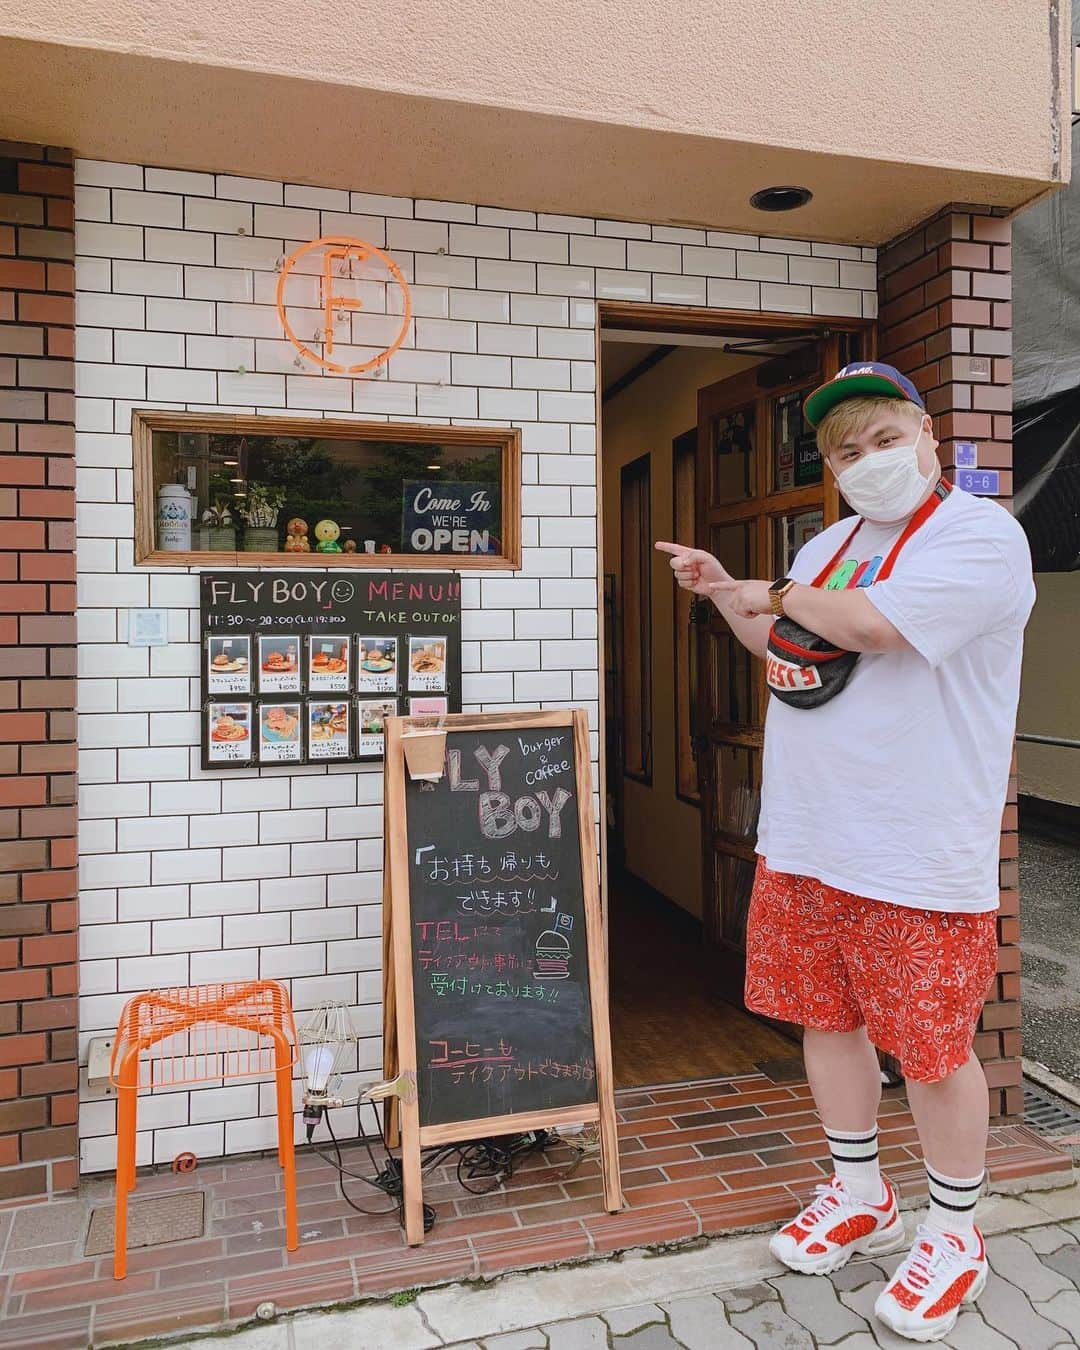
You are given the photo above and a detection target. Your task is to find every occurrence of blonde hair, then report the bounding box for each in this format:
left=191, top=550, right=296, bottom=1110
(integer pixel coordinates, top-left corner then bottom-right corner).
left=816, top=396, right=924, bottom=460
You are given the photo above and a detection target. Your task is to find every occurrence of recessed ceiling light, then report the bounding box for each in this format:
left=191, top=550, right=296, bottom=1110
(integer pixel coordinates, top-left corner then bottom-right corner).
left=750, top=185, right=813, bottom=212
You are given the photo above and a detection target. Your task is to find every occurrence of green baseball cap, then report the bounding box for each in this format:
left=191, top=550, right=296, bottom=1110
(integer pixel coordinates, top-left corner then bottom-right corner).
left=804, top=362, right=926, bottom=428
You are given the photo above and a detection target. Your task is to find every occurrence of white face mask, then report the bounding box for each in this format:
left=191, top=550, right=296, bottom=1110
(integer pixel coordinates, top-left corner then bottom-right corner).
left=835, top=431, right=933, bottom=522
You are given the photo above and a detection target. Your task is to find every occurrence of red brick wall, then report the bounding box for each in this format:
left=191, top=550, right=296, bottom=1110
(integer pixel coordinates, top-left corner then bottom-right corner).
left=877, top=208, right=1021, bottom=1120
left=0, top=141, right=79, bottom=1199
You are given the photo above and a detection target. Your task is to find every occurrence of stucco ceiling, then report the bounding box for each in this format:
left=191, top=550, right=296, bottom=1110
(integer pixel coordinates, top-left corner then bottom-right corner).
left=0, top=36, right=1062, bottom=244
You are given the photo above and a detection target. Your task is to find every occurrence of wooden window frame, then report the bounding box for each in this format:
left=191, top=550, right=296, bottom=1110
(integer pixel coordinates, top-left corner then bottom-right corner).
left=620, top=453, right=652, bottom=786
left=671, top=427, right=700, bottom=806
left=132, top=409, right=522, bottom=570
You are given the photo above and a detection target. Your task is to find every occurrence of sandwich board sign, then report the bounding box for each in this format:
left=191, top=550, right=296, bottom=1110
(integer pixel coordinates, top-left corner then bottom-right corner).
left=381, top=709, right=622, bottom=1243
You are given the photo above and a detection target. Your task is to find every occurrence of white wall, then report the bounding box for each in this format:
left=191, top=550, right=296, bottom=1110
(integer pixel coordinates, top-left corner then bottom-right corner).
left=73, top=158, right=878, bottom=1172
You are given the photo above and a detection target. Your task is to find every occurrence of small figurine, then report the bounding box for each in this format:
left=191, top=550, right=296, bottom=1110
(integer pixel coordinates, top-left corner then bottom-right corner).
left=314, top=519, right=343, bottom=553
left=283, top=517, right=310, bottom=552
left=342, top=538, right=358, bottom=553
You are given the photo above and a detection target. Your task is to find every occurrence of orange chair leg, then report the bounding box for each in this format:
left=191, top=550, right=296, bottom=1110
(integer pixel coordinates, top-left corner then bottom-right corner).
left=114, top=1054, right=139, bottom=1280
left=272, top=1032, right=298, bottom=1253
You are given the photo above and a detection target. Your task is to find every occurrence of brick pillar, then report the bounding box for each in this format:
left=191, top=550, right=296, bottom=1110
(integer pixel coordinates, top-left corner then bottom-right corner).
left=877, top=208, right=1021, bottom=1120
left=0, top=142, right=79, bottom=1198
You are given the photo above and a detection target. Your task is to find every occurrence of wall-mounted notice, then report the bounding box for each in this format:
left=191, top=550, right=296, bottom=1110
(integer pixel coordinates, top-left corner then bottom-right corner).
left=382, top=709, right=622, bottom=1245
left=199, top=571, right=461, bottom=770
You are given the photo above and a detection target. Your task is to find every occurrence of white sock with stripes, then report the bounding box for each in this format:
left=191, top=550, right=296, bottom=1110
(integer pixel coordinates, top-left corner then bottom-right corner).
left=826, top=1126, right=885, bottom=1204
left=926, top=1165, right=983, bottom=1235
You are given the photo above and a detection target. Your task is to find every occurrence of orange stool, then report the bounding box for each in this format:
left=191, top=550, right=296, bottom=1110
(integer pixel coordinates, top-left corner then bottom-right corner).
left=109, top=980, right=299, bottom=1279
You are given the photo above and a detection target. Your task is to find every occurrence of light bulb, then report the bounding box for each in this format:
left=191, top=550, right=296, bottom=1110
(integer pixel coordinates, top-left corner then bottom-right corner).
left=303, top=1044, right=335, bottom=1093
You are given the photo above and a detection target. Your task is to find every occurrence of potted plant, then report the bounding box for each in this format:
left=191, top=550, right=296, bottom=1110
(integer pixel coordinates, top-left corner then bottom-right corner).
left=200, top=500, right=237, bottom=551
left=238, top=483, right=287, bottom=552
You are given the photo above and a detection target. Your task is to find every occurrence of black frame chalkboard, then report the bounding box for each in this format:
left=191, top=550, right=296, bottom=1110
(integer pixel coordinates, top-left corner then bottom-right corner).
left=197, top=571, right=461, bottom=770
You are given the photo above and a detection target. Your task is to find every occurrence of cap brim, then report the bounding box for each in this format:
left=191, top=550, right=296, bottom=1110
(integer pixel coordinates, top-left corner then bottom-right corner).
left=803, top=373, right=921, bottom=427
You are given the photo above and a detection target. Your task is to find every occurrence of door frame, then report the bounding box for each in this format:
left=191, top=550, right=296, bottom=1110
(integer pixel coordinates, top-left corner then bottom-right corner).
left=594, top=301, right=876, bottom=933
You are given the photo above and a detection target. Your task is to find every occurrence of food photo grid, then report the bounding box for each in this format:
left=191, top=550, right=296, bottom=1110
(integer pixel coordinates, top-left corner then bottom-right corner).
left=201, top=630, right=455, bottom=767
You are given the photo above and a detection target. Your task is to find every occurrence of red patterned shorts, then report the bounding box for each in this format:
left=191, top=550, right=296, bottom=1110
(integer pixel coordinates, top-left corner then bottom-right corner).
left=744, top=860, right=998, bottom=1083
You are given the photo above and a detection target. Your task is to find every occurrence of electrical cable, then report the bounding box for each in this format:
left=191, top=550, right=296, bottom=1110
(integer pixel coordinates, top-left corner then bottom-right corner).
left=309, top=1098, right=550, bottom=1235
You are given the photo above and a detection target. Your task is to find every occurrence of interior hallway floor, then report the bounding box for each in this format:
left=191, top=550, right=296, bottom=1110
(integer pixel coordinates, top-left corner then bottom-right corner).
left=608, top=870, right=798, bottom=1089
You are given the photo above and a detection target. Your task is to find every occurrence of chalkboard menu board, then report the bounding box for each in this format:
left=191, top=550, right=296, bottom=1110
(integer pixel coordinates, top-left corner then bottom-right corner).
left=197, top=571, right=461, bottom=769
left=382, top=709, right=621, bottom=1245
left=406, top=725, right=594, bottom=1126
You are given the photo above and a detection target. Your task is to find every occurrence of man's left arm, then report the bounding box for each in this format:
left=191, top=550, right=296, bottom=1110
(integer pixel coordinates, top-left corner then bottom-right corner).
left=715, top=527, right=1030, bottom=663
left=716, top=581, right=906, bottom=653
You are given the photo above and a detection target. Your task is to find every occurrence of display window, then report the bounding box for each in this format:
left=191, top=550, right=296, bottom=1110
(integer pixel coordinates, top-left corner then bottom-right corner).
left=134, top=411, right=521, bottom=569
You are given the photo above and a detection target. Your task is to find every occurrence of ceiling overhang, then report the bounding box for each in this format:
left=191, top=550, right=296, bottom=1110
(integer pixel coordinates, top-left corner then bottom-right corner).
left=0, top=36, right=1062, bottom=245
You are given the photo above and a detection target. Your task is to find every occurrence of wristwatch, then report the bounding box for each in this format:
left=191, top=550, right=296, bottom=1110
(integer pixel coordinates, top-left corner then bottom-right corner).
left=768, top=576, right=797, bottom=618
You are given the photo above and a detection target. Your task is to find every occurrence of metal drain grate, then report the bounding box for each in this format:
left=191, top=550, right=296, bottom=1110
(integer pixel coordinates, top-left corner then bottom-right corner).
left=1024, top=1083, right=1080, bottom=1136
left=84, top=1189, right=205, bottom=1257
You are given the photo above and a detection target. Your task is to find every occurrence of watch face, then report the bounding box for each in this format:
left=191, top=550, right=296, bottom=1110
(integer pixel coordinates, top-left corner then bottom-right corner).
left=770, top=577, right=791, bottom=592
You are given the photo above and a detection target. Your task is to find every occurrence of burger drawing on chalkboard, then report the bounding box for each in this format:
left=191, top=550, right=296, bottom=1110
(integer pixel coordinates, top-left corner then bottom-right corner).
left=534, top=929, right=571, bottom=981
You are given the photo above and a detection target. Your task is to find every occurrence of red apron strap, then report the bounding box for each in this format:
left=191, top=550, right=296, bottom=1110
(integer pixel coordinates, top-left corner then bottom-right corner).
left=810, top=519, right=864, bottom=587
left=875, top=479, right=952, bottom=581
left=808, top=478, right=952, bottom=590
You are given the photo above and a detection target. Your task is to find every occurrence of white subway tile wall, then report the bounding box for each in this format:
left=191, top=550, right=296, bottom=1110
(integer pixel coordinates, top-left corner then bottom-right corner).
left=74, top=159, right=878, bottom=1171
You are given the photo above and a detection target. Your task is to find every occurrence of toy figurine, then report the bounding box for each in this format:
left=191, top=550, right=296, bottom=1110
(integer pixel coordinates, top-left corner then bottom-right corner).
left=314, top=519, right=342, bottom=553
left=283, top=517, right=310, bottom=552
left=342, top=538, right=358, bottom=553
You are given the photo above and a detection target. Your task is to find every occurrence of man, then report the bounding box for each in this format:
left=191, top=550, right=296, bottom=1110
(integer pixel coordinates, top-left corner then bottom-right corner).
left=656, top=362, right=1035, bottom=1342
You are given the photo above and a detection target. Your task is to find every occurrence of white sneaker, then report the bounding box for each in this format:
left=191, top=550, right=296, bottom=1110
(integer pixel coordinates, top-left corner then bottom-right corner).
left=874, top=1223, right=989, bottom=1342
left=769, top=1175, right=906, bottom=1275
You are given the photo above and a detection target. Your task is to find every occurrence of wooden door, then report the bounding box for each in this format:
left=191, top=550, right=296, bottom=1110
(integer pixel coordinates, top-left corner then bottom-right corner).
left=694, top=340, right=845, bottom=997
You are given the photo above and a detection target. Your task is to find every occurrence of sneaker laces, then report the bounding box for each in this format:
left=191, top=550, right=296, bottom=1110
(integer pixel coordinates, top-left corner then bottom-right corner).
left=797, top=1180, right=855, bottom=1229
left=893, top=1224, right=964, bottom=1295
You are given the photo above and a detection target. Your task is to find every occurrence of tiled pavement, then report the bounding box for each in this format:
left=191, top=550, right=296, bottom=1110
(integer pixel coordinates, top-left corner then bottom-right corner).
left=431, top=1225, right=1080, bottom=1350
left=180, top=1194, right=1080, bottom=1350
left=0, top=1073, right=1072, bottom=1348
left=177, top=1185, right=1080, bottom=1350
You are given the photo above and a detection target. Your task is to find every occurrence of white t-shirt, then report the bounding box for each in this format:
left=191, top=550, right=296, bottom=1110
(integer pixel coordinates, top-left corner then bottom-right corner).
left=757, top=487, right=1036, bottom=913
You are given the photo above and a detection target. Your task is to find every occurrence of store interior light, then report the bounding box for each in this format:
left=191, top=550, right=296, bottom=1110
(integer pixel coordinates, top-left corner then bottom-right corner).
left=223, top=459, right=238, bottom=466
left=426, top=464, right=441, bottom=470
left=750, top=185, right=813, bottom=212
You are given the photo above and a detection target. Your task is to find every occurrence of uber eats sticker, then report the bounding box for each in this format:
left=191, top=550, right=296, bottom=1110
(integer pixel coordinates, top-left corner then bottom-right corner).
left=402, top=480, right=500, bottom=555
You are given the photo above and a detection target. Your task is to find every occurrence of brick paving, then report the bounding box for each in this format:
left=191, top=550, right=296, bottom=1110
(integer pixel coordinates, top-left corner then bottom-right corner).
left=0, top=1072, right=1071, bottom=1347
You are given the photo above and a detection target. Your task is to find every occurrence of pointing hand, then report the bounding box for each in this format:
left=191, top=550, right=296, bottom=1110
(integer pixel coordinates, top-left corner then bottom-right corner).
left=654, top=541, right=734, bottom=596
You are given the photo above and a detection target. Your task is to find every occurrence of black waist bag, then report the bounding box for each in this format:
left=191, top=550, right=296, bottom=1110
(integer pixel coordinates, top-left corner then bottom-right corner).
left=764, top=481, right=955, bottom=709
left=766, top=619, right=858, bottom=709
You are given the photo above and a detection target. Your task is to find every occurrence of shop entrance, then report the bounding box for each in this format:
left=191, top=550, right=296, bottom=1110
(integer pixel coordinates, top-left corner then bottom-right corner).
left=598, top=305, right=870, bottom=1089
